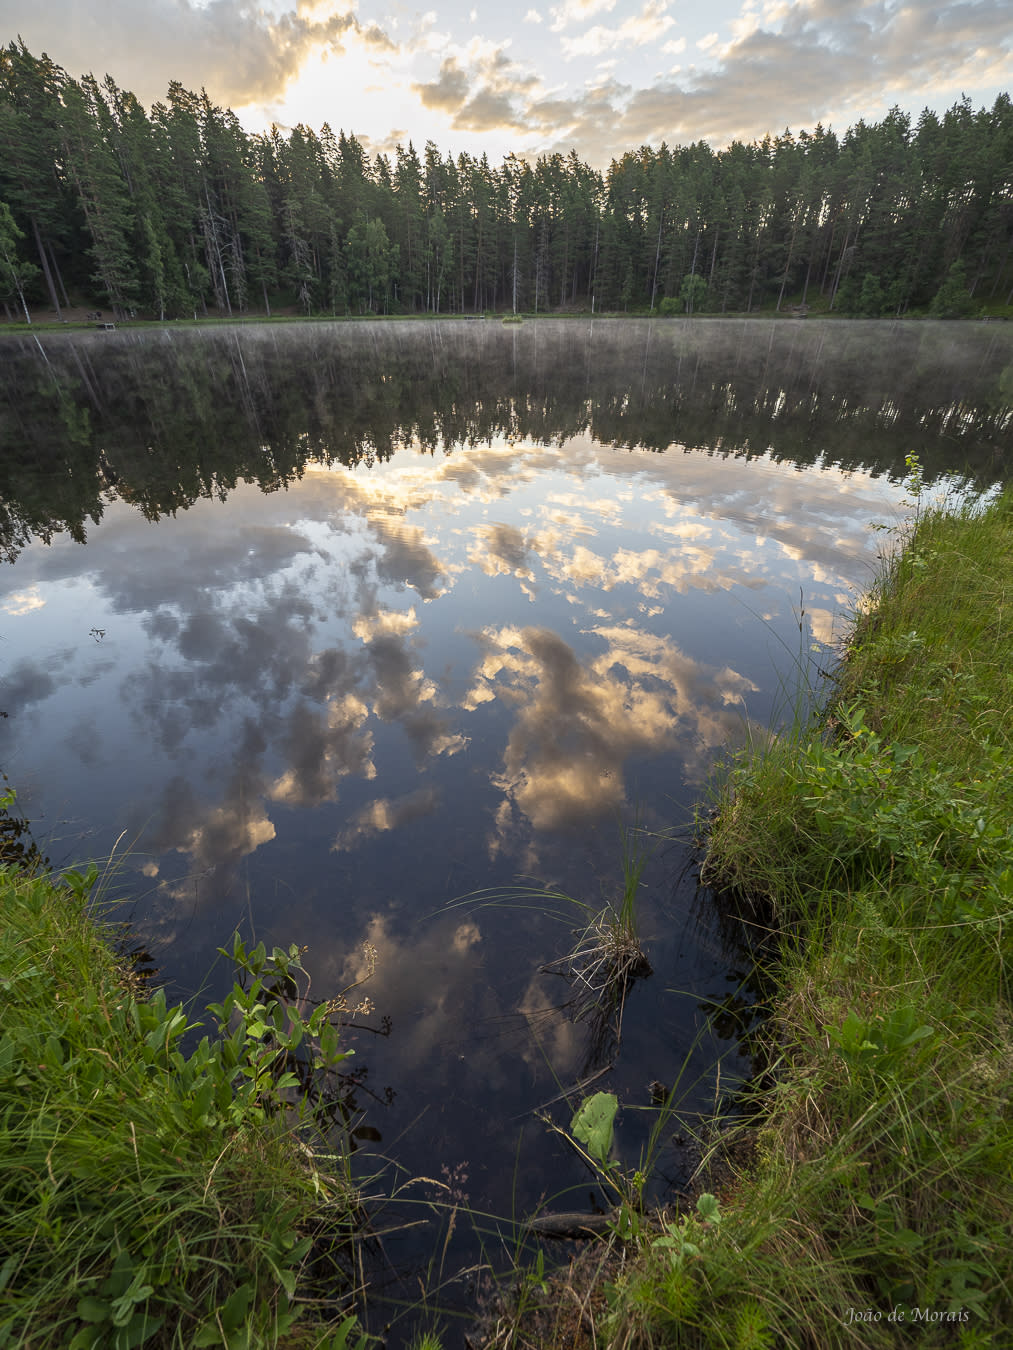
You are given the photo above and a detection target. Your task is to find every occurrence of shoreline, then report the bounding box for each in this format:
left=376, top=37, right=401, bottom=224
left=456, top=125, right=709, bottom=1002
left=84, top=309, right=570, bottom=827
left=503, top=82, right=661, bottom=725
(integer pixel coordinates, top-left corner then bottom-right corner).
left=539, top=479, right=1013, bottom=1347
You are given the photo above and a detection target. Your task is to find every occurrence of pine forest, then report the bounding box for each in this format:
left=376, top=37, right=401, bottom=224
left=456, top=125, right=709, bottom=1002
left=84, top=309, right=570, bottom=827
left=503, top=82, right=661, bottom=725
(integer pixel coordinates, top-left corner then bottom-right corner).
left=1, top=39, right=1011, bottom=324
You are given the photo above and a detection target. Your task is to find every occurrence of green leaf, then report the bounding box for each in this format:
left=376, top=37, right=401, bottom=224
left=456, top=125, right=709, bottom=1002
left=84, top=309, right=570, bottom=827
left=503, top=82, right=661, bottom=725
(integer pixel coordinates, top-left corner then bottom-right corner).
left=76, top=1297, right=111, bottom=1323
left=695, top=1193, right=721, bottom=1224
left=0, top=1255, right=18, bottom=1294
left=218, top=1283, right=253, bottom=1334
left=571, top=1091, right=618, bottom=1168
left=192, top=1324, right=224, bottom=1348
left=114, top=1313, right=164, bottom=1349
left=69, top=1331, right=102, bottom=1350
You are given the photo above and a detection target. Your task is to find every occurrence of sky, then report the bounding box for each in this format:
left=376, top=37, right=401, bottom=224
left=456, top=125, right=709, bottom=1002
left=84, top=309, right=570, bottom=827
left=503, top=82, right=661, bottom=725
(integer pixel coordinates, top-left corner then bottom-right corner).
left=2, top=0, right=1012, bottom=167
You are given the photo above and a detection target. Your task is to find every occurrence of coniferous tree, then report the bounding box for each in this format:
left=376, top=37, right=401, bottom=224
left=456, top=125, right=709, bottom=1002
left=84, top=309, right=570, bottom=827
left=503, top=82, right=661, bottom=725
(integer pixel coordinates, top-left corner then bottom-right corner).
left=0, top=44, right=1009, bottom=323
left=0, top=199, right=39, bottom=320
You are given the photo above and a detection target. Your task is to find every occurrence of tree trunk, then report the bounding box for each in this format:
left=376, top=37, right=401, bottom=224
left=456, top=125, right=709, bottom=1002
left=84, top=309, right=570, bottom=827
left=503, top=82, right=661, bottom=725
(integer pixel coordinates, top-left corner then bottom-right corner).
left=31, top=217, right=61, bottom=318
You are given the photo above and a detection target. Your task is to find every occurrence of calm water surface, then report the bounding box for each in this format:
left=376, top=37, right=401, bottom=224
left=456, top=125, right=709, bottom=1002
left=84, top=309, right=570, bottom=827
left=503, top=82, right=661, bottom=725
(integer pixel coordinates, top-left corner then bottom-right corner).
left=1, top=318, right=1010, bottom=1336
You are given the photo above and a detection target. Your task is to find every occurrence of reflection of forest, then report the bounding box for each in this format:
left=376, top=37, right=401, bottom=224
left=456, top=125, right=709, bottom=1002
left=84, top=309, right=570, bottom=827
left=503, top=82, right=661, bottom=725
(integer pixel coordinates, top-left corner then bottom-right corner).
left=1, top=317, right=1010, bottom=564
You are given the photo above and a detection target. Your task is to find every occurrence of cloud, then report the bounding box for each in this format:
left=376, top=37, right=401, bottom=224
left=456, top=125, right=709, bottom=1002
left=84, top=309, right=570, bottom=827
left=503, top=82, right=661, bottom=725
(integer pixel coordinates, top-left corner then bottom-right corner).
left=2, top=0, right=395, bottom=114
left=406, top=0, right=1013, bottom=169
left=413, top=55, right=471, bottom=113
left=559, top=1, right=674, bottom=58
left=604, top=0, right=1013, bottom=155
left=412, top=41, right=540, bottom=135
left=549, top=0, right=619, bottom=31
left=5, top=0, right=1012, bottom=173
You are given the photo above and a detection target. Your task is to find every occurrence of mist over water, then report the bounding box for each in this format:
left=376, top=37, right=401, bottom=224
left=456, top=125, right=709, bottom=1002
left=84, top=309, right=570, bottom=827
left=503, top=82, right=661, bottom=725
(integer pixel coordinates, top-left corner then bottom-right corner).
left=1, top=317, right=1011, bottom=1335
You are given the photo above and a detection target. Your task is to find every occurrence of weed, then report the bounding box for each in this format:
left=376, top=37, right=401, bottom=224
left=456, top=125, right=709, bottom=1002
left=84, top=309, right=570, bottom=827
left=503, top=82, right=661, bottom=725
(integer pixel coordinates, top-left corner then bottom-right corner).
left=0, top=868, right=372, bottom=1349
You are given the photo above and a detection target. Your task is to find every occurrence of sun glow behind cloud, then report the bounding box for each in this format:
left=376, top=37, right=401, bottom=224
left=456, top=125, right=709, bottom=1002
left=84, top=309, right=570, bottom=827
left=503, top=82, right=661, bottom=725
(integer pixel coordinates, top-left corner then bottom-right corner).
left=1, top=0, right=1010, bottom=164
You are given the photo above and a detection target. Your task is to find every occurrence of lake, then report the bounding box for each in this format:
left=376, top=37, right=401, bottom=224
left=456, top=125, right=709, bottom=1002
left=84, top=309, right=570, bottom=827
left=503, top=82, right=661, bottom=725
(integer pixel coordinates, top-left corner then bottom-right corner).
left=1, top=316, right=1010, bottom=1338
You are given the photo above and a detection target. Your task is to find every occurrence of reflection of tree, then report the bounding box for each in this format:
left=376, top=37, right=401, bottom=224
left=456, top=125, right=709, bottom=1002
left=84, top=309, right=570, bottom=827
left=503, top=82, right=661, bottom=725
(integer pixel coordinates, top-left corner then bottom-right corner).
left=1, top=319, right=1010, bottom=563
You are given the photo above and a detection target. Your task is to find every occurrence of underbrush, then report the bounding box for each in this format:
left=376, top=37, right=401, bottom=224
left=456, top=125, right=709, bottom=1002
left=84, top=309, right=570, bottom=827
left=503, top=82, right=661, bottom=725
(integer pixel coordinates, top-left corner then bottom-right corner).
left=486, top=486, right=1013, bottom=1348
left=0, top=856, right=369, bottom=1350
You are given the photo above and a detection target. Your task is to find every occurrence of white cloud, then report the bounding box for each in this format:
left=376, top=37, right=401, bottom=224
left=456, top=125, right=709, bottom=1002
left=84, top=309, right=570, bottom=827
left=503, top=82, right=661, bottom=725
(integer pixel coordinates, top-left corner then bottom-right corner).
left=549, top=0, right=619, bottom=33
left=560, top=0, right=674, bottom=58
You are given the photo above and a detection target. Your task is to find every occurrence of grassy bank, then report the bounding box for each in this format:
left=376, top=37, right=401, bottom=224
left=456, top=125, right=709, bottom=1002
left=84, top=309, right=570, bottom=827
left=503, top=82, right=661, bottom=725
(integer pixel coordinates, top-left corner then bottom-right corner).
left=0, top=852, right=367, bottom=1349
left=492, top=485, right=1012, bottom=1348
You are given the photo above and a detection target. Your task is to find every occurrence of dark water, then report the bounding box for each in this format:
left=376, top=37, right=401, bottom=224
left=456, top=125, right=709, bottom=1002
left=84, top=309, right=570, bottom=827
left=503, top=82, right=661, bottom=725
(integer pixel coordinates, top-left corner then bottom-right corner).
left=1, top=317, right=1011, bottom=1339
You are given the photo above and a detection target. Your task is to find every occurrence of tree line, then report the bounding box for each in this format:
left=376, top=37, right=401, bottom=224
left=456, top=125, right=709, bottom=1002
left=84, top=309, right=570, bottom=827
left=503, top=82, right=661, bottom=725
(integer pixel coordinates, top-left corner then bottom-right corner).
left=1, top=39, right=1011, bottom=322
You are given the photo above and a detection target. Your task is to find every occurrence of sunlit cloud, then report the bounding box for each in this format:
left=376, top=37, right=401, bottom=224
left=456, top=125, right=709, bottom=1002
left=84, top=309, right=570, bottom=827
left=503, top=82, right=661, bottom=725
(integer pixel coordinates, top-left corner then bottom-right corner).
left=6, top=0, right=392, bottom=115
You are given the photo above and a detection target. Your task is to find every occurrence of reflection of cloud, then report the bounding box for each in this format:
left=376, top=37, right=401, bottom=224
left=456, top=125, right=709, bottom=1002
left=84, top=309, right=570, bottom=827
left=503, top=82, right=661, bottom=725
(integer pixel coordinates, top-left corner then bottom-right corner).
left=2, top=588, right=45, bottom=616
left=139, top=717, right=276, bottom=883
left=806, top=607, right=838, bottom=646
left=183, top=798, right=276, bottom=872
left=363, top=628, right=467, bottom=760
left=516, top=969, right=583, bottom=1077
left=369, top=521, right=446, bottom=601
left=323, top=912, right=489, bottom=1077
left=268, top=695, right=375, bottom=807
left=469, top=521, right=535, bottom=579
left=467, top=624, right=758, bottom=836
left=351, top=606, right=419, bottom=640
left=4, top=393, right=905, bottom=929
left=332, top=785, right=440, bottom=851
left=0, top=656, right=63, bottom=716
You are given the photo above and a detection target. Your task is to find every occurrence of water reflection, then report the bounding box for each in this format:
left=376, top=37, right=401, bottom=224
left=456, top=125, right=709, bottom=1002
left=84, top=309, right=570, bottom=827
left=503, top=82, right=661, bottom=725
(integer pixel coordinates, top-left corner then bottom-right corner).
left=1, top=319, right=1011, bottom=1335
left=1, top=318, right=1010, bottom=567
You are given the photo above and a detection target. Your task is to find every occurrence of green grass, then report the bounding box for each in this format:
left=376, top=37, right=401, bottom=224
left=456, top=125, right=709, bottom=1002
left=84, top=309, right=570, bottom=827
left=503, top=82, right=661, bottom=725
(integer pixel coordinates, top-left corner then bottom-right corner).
left=0, top=858, right=368, bottom=1349
left=492, top=484, right=1013, bottom=1348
